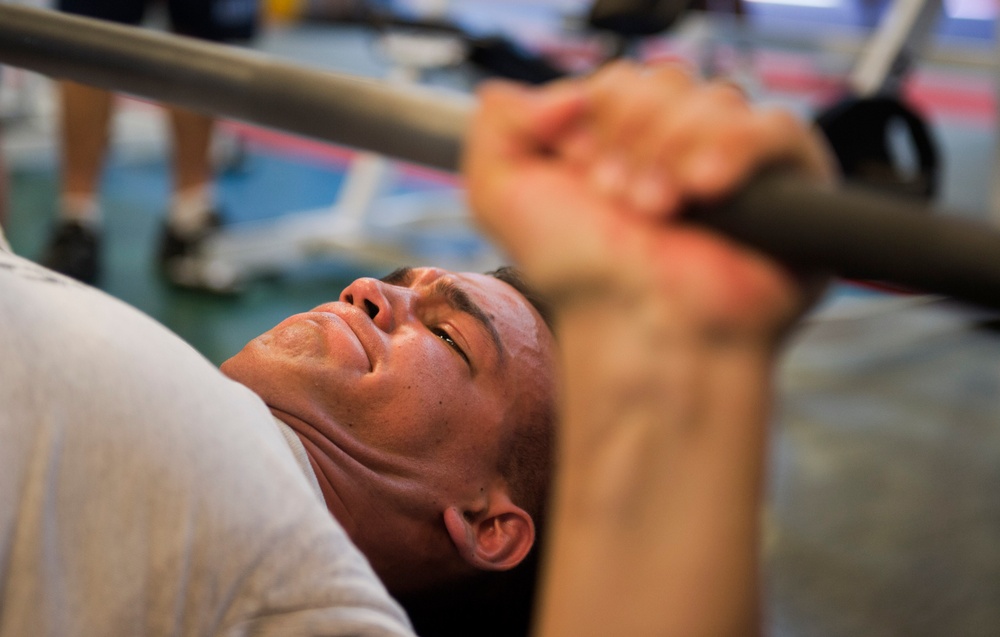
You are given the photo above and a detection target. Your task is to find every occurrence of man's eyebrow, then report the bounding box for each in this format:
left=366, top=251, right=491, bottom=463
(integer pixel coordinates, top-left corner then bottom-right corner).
left=432, top=279, right=507, bottom=367
left=380, top=266, right=414, bottom=286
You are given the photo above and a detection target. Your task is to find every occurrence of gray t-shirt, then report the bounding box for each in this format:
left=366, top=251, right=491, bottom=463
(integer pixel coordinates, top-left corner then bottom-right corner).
left=0, top=242, right=415, bottom=636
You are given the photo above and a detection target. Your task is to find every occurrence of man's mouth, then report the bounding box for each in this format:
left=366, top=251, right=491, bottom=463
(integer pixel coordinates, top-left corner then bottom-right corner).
left=310, top=303, right=381, bottom=371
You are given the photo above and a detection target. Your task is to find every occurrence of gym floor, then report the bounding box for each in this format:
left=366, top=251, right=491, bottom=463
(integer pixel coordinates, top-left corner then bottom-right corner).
left=2, top=1, right=999, bottom=635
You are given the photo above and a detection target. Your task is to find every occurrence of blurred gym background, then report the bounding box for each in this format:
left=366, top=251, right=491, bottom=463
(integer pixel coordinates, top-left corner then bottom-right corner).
left=1, top=1, right=999, bottom=635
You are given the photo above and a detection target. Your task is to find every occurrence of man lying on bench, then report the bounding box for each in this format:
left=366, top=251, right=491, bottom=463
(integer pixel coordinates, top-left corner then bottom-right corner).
left=0, top=61, right=831, bottom=637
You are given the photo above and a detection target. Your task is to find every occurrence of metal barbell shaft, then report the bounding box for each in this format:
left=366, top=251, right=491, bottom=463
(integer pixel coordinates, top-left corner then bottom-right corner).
left=2, top=4, right=1000, bottom=309
left=0, top=4, right=470, bottom=171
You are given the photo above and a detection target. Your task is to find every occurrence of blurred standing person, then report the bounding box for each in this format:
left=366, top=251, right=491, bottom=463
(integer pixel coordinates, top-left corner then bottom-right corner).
left=0, top=113, right=7, bottom=232
left=0, top=66, right=8, bottom=231
left=41, top=0, right=259, bottom=287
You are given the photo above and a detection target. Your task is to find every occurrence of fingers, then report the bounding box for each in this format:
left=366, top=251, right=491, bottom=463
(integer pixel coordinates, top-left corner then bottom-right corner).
left=676, top=106, right=836, bottom=198
left=561, top=61, right=835, bottom=219
left=463, top=79, right=612, bottom=285
left=463, top=79, right=588, bottom=218
left=460, top=63, right=834, bottom=329
left=571, top=61, right=699, bottom=215
left=470, top=79, right=588, bottom=158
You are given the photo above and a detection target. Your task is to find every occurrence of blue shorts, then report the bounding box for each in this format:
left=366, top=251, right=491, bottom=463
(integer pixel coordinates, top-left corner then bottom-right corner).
left=57, top=0, right=259, bottom=42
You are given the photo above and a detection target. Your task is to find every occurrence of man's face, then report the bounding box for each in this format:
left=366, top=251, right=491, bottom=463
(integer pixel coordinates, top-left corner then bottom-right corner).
left=221, top=266, right=555, bottom=529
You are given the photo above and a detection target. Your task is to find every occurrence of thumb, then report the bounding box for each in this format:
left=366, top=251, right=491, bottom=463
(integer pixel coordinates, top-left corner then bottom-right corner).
left=474, top=80, right=588, bottom=155
left=463, top=79, right=587, bottom=224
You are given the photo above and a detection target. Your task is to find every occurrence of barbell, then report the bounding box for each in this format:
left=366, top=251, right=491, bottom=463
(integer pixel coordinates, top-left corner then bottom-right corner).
left=2, top=4, right=1000, bottom=309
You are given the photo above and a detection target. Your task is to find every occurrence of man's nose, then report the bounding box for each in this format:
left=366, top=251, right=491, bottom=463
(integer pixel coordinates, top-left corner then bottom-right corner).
left=339, top=278, right=412, bottom=332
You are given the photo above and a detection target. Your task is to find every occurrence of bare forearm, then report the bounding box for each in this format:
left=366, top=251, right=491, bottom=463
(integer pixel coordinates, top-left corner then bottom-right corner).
left=536, top=288, right=778, bottom=637
left=464, top=64, right=825, bottom=636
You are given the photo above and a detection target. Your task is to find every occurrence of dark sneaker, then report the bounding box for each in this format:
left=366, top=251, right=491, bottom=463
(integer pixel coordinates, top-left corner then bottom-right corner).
left=42, top=220, right=101, bottom=284
left=158, top=210, right=238, bottom=293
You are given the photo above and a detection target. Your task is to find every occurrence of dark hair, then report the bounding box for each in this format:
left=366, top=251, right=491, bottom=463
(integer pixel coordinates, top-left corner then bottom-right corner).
left=488, top=265, right=555, bottom=536
left=396, top=266, right=556, bottom=637
left=396, top=545, right=547, bottom=637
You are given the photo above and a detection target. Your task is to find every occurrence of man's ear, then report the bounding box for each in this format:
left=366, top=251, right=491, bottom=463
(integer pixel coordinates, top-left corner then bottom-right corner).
left=442, top=491, right=535, bottom=572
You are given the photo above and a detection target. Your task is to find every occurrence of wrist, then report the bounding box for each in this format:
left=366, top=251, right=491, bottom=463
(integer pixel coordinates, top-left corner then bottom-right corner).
left=542, top=281, right=776, bottom=637
left=554, top=286, right=780, bottom=461
left=548, top=273, right=790, bottom=355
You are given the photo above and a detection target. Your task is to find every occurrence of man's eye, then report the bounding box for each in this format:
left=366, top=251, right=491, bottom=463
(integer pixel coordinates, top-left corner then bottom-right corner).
left=432, top=327, right=470, bottom=365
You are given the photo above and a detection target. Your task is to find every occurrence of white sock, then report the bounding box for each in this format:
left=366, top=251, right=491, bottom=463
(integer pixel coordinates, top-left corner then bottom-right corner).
left=59, top=193, right=101, bottom=226
left=169, top=183, right=215, bottom=236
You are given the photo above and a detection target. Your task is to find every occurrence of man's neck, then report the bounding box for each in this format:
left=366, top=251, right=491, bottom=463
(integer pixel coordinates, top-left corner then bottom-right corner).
left=268, top=407, right=476, bottom=595
left=269, top=408, right=360, bottom=535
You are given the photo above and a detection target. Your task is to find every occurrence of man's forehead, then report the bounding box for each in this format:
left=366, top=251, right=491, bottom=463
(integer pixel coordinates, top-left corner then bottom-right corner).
left=459, top=271, right=554, bottom=356
left=458, top=270, right=556, bottom=418
left=456, top=271, right=536, bottom=320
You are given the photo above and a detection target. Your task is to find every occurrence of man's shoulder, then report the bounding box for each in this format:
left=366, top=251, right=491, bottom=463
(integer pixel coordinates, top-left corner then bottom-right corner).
left=0, top=251, right=415, bottom=636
